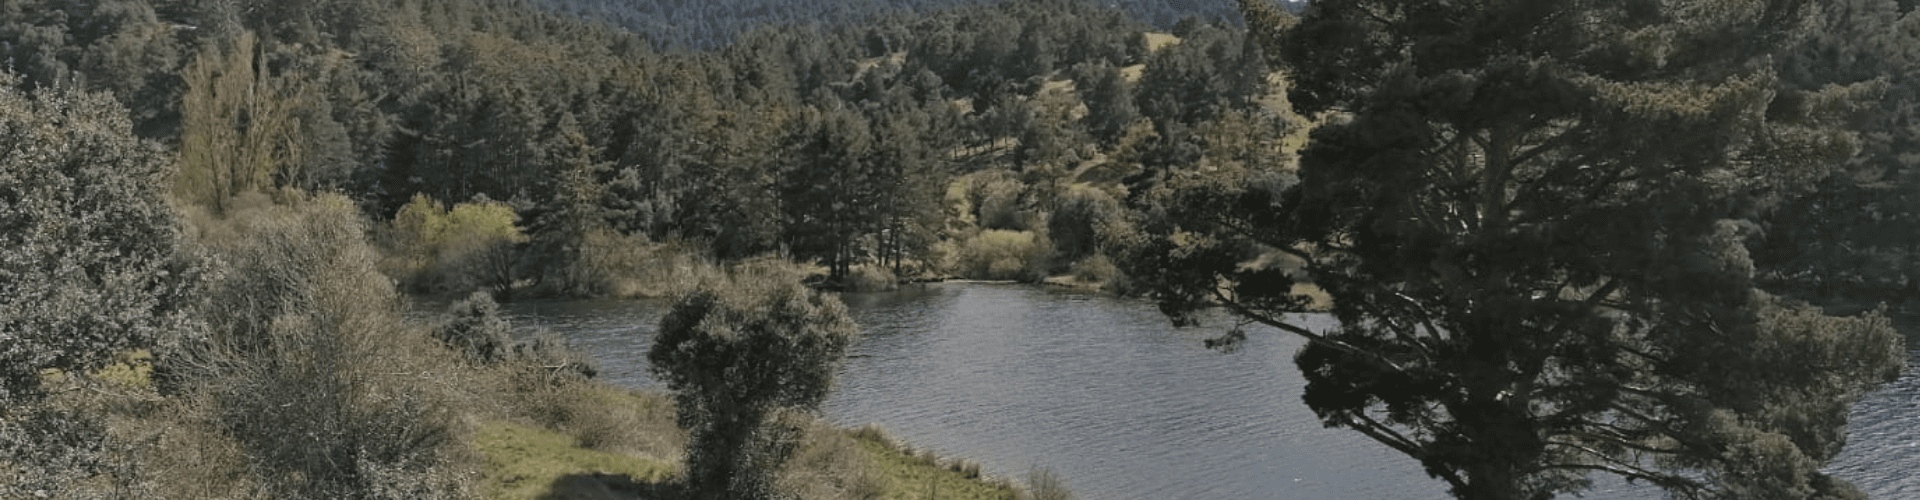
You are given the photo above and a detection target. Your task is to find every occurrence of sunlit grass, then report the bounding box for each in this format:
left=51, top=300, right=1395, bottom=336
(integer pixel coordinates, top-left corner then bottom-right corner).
left=473, top=419, right=675, bottom=500
left=1142, top=32, right=1181, bottom=52
left=92, top=350, right=154, bottom=389
left=850, top=428, right=1021, bottom=500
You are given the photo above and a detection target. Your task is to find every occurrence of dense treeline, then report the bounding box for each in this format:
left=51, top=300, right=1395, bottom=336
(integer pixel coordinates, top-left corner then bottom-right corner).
left=2, top=0, right=1277, bottom=295
left=1756, top=0, right=1920, bottom=311
left=530, top=0, right=1296, bottom=49
left=0, top=0, right=1264, bottom=495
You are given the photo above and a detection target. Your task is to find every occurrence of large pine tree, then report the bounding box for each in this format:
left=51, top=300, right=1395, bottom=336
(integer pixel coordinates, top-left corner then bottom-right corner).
left=1124, top=1, right=1907, bottom=498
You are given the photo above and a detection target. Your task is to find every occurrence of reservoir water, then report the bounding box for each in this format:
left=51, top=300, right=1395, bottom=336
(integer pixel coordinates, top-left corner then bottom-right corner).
left=500, top=282, right=1917, bottom=499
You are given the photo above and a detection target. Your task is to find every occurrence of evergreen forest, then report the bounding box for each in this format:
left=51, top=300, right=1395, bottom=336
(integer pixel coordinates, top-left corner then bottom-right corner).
left=2, top=0, right=1917, bottom=498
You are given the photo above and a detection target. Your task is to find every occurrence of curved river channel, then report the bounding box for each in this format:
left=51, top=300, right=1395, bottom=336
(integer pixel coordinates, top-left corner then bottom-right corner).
left=498, top=282, right=1919, bottom=499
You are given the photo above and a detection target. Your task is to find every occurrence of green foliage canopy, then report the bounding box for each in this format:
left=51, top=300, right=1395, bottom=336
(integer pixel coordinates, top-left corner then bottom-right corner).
left=1122, top=1, right=1908, bottom=499
left=648, top=264, right=858, bottom=499
left=0, top=71, right=202, bottom=402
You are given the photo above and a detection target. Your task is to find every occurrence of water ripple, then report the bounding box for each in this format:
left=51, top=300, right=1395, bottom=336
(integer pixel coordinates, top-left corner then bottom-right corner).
left=503, top=283, right=1919, bottom=500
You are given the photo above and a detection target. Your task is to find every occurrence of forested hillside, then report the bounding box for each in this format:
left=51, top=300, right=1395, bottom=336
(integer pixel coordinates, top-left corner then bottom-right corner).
left=2, top=0, right=1285, bottom=297
left=5, top=0, right=1919, bottom=498
left=529, top=0, right=1300, bottom=49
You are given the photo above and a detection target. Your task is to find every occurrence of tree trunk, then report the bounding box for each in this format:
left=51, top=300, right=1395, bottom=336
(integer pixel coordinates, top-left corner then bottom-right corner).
left=1479, top=124, right=1516, bottom=237
left=1461, top=462, right=1520, bottom=500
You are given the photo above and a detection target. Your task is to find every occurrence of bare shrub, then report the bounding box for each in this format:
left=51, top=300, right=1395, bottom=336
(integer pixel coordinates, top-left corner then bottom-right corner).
left=845, top=264, right=900, bottom=292
left=508, top=330, right=600, bottom=380
left=167, top=194, right=475, bottom=499
left=123, top=395, right=259, bottom=499
left=525, top=229, right=728, bottom=299
left=776, top=419, right=888, bottom=500
left=1021, top=467, right=1076, bottom=500
left=507, top=378, right=687, bottom=465
left=950, top=230, right=1054, bottom=282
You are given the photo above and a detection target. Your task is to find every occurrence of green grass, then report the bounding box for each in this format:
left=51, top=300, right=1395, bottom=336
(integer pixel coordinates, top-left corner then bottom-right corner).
left=473, top=419, right=675, bottom=500
left=854, top=435, right=1019, bottom=500
left=472, top=368, right=1044, bottom=500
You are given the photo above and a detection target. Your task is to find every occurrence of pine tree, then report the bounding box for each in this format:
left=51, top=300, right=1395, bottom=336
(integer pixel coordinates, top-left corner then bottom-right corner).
left=1123, top=1, right=1908, bottom=498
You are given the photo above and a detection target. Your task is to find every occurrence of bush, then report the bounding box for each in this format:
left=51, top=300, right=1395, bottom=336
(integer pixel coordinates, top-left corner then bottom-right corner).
left=435, top=292, right=515, bottom=363
left=1048, top=185, right=1124, bottom=262
left=0, top=69, right=203, bottom=402
left=648, top=262, right=859, bottom=500
left=950, top=230, right=1054, bottom=282
left=775, top=419, right=888, bottom=500
left=381, top=193, right=526, bottom=295
left=1021, top=467, right=1076, bottom=500
left=433, top=290, right=599, bottom=376
left=845, top=264, right=901, bottom=292
left=168, top=194, right=474, bottom=500
left=0, top=406, right=118, bottom=497
left=526, top=230, right=726, bottom=299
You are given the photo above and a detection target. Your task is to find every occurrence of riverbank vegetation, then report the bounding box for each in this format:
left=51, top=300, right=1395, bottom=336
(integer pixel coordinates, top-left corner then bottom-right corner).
left=0, top=50, right=1056, bottom=498
left=5, top=0, right=1920, bottom=498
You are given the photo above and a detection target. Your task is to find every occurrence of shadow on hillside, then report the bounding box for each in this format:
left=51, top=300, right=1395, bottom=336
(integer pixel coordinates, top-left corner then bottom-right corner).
left=537, top=473, right=678, bottom=500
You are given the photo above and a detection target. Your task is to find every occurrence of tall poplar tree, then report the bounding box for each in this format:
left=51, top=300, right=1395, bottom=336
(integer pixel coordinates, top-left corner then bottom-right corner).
left=1124, top=1, right=1907, bottom=499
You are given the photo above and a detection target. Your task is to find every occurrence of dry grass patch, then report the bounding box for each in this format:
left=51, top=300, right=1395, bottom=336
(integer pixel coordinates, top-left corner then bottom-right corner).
left=777, top=421, right=889, bottom=500
left=1142, top=32, right=1181, bottom=52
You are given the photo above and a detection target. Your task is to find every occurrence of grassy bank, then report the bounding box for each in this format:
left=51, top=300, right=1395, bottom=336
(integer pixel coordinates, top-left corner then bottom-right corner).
left=473, top=383, right=1038, bottom=500
left=50, top=344, right=1038, bottom=500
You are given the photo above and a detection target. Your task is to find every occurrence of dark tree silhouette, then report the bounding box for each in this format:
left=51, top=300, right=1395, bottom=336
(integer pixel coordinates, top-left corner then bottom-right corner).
left=1121, top=1, right=1907, bottom=498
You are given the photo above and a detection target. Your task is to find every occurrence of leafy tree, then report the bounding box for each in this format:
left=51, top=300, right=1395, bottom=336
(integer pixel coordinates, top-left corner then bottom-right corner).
left=1049, top=184, right=1124, bottom=262
left=175, top=32, right=312, bottom=214
left=1134, top=21, right=1262, bottom=135
left=648, top=263, right=857, bottom=500
left=612, top=55, right=788, bottom=259
left=525, top=113, right=620, bottom=297
left=783, top=105, right=879, bottom=281
left=0, top=70, right=202, bottom=402
left=382, top=192, right=525, bottom=295
left=1122, top=1, right=1907, bottom=499
left=1076, top=61, right=1141, bottom=147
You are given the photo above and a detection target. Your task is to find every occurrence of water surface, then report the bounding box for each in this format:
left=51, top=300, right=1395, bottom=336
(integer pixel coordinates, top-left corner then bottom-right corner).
left=500, top=282, right=1916, bottom=499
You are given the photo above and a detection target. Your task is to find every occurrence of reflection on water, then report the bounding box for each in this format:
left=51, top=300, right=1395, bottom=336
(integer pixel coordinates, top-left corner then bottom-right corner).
left=500, top=282, right=1916, bottom=500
